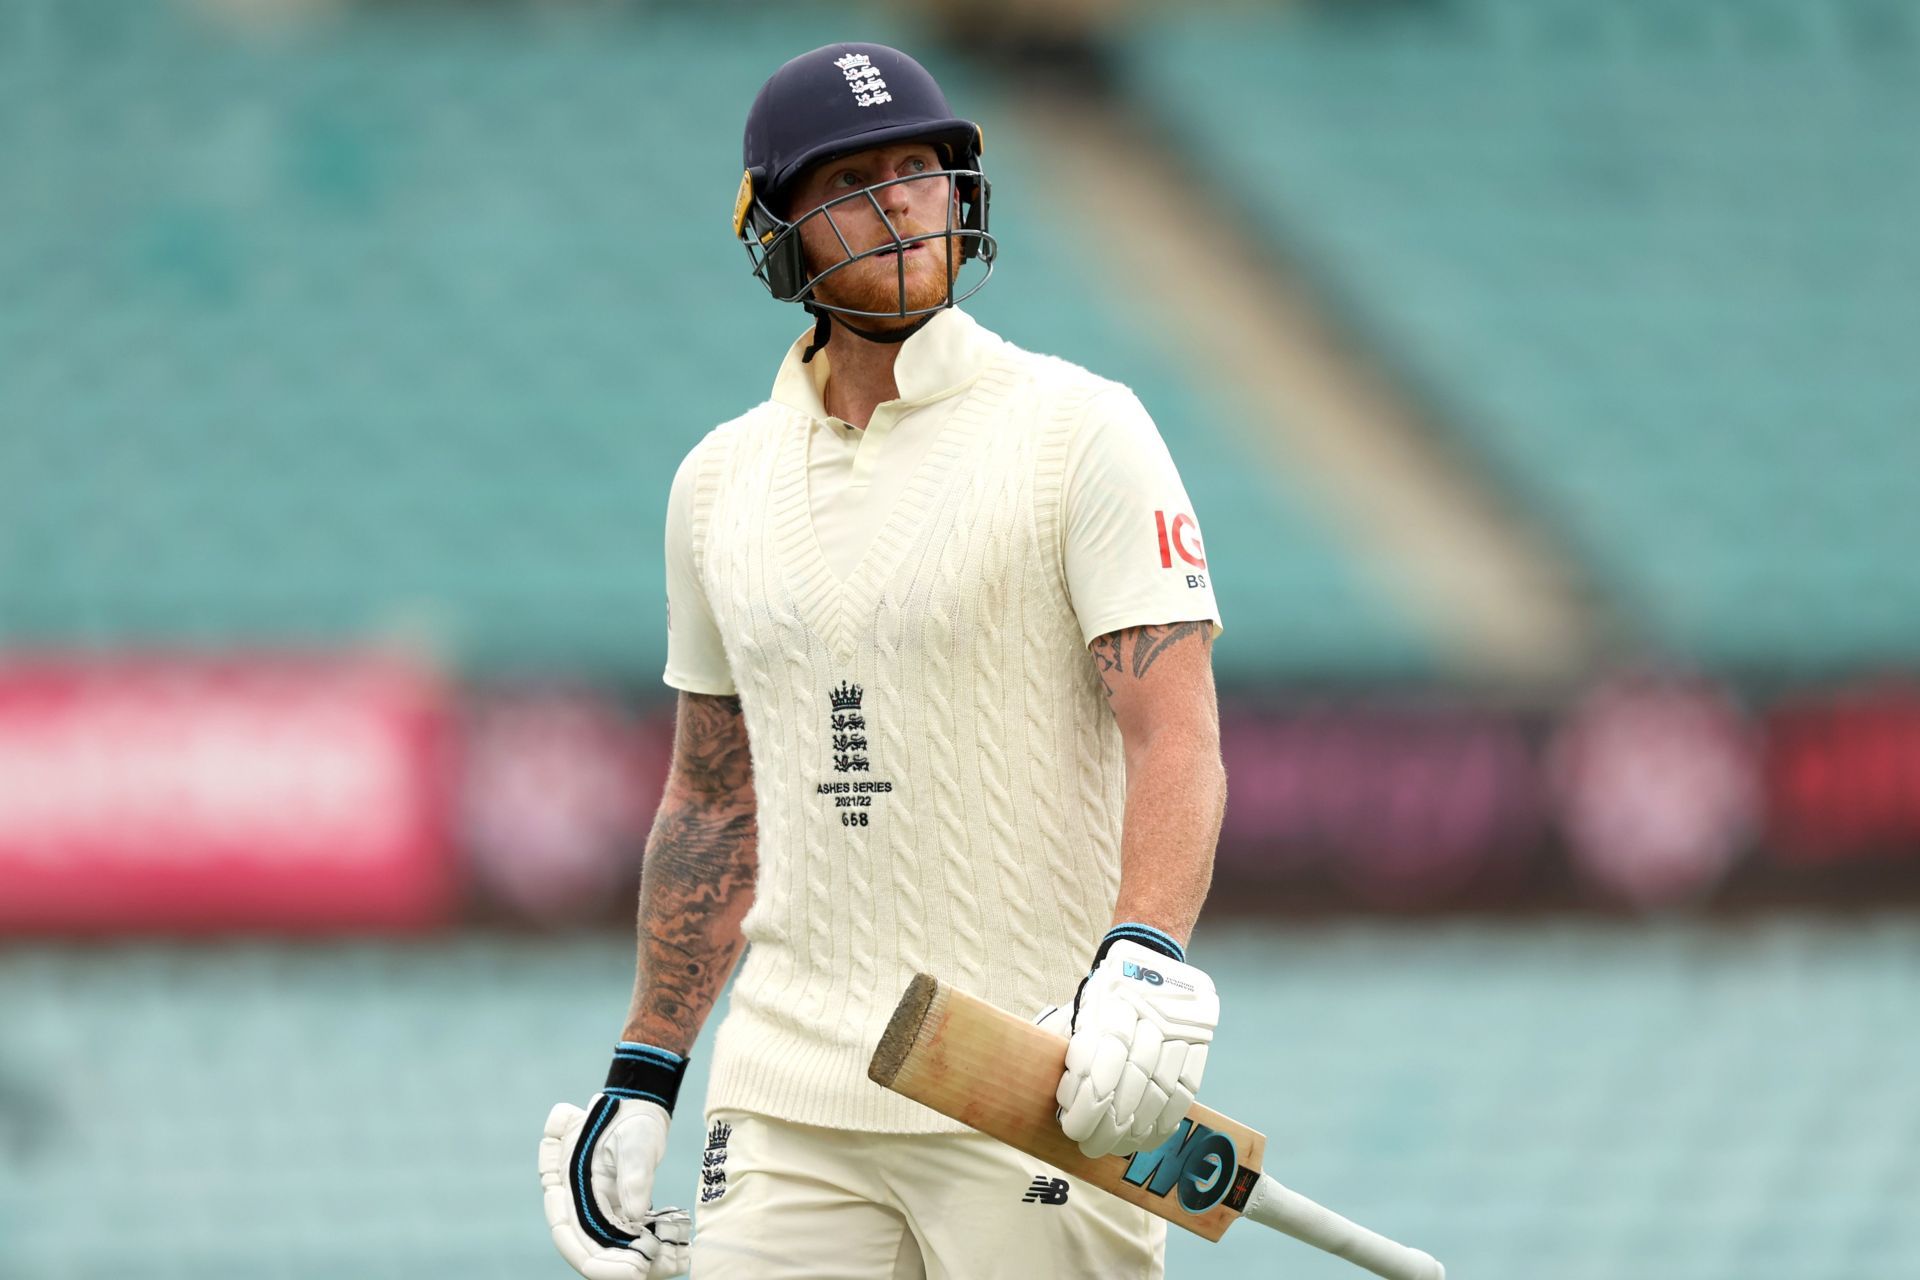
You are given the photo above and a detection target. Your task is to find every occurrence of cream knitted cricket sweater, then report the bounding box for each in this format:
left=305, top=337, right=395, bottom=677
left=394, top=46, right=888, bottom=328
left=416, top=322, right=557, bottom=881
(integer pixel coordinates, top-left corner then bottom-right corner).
left=683, top=324, right=1201, bottom=1133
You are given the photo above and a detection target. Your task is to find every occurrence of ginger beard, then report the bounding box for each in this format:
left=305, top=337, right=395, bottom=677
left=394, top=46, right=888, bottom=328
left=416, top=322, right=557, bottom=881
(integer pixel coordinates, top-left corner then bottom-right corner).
left=797, top=183, right=965, bottom=326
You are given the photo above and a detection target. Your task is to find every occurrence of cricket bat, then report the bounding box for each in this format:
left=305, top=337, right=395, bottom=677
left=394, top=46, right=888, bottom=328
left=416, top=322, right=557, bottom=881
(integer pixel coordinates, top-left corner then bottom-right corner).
left=868, top=974, right=1445, bottom=1280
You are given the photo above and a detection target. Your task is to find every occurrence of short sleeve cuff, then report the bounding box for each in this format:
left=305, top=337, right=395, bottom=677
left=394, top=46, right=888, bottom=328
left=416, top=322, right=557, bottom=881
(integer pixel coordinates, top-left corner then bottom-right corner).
left=1077, top=610, right=1223, bottom=651
left=663, top=667, right=738, bottom=697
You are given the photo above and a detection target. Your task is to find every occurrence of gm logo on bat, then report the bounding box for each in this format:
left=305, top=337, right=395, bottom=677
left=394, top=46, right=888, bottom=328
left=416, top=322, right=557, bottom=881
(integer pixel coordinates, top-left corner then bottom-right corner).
left=1120, top=1117, right=1256, bottom=1215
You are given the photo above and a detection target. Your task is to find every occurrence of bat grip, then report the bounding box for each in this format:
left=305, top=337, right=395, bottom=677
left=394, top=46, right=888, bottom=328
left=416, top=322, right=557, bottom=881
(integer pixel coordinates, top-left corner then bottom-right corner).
left=1242, top=1172, right=1444, bottom=1280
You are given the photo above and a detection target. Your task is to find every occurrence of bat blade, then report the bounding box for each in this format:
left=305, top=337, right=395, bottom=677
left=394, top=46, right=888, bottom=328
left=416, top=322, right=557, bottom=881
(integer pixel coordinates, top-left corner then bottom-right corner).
left=868, top=972, right=1265, bottom=1242
left=869, top=974, right=1445, bottom=1280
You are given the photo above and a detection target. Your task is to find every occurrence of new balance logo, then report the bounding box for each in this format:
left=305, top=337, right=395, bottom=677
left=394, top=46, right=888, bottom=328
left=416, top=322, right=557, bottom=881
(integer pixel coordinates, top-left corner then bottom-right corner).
left=1021, top=1176, right=1070, bottom=1206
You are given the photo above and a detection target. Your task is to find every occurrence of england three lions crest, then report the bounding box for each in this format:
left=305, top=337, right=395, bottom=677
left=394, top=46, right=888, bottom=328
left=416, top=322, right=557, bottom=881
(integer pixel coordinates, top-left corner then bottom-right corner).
left=834, top=52, right=893, bottom=108
left=816, top=678, right=893, bottom=823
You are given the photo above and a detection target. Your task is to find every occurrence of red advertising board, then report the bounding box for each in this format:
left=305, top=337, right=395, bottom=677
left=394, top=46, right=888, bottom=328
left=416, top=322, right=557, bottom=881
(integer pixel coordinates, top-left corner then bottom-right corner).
left=1768, top=682, right=1920, bottom=864
left=459, top=686, right=671, bottom=924
left=0, top=656, right=455, bottom=933
left=1216, top=702, right=1542, bottom=905
left=1549, top=674, right=1759, bottom=907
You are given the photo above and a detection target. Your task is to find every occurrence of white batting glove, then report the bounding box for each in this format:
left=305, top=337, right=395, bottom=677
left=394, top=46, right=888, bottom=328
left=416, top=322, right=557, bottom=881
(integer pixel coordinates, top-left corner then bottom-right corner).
left=538, top=1043, right=693, bottom=1280
left=1056, top=925, right=1218, bottom=1160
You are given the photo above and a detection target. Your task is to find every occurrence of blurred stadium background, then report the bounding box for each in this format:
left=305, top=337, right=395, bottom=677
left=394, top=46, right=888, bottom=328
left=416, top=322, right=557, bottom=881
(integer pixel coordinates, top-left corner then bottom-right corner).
left=3, top=0, right=1918, bottom=1276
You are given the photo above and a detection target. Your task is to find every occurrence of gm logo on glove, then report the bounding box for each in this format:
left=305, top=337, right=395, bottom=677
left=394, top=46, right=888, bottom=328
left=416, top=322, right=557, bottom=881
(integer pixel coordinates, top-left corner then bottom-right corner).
left=1122, top=959, right=1194, bottom=992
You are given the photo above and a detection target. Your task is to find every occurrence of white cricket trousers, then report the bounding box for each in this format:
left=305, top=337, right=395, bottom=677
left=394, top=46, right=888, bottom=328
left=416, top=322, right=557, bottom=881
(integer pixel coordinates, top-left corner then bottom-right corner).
left=690, top=1108, right=1167, bottom=1279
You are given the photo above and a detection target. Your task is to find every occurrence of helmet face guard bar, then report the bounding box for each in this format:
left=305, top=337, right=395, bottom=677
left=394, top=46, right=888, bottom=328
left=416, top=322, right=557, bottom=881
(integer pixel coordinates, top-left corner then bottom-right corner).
left=738, top=168, right=996, bottom=321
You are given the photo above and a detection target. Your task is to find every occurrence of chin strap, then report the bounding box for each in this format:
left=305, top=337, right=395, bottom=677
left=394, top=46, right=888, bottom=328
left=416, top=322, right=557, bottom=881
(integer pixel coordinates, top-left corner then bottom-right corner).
left=801, top=306, right=833, bottom=363
left=800, top=303, right=942, bottom=363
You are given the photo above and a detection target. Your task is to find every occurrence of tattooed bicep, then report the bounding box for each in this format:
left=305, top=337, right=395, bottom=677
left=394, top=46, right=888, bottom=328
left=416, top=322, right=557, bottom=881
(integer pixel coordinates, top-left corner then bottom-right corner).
left=1088, top=621, right=1213, bottom=700
left=671, top=691, right=753, bottom=806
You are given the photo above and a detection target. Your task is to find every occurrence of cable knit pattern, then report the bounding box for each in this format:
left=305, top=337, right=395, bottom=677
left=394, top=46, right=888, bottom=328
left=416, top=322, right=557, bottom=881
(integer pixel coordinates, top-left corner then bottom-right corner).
left=697, top=350, right=1134, bottom=1133
left=969, top=391, right=1049, bottom=1011
left=757, top=422, right=834, bottom=1028
left=723, top=421, right=804, bottom=1023
left=872, top=587, right=927, bottom=978
left=1025, top=399, right=1101, bottom=968
left=919, top=467, right=989, bottom=1005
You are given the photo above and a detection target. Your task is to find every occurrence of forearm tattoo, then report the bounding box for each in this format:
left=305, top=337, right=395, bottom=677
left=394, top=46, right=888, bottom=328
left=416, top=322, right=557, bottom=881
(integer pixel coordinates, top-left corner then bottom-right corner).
left=631, top=693, right=758, bottom=1049
left=1089, top=622, right=1211, bottom=698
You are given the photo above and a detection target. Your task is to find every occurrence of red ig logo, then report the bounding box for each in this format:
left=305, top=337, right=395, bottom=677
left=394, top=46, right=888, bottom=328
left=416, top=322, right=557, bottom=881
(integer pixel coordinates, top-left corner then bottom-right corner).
left=1154, top=510, right=1206, bottom=569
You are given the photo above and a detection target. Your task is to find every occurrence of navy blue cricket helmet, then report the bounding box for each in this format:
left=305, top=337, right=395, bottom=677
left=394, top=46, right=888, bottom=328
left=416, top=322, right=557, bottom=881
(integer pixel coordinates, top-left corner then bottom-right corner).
left=733, top=42, right=995, bottom=344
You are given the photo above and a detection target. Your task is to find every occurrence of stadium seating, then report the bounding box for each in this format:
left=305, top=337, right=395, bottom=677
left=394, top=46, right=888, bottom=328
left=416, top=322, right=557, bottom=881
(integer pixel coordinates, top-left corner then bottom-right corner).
left=2, top=920, right=1914, bottom=1279
left=0, top=1, right=1430, bottom=683
left=1129, top=0, right=1920, bottom=671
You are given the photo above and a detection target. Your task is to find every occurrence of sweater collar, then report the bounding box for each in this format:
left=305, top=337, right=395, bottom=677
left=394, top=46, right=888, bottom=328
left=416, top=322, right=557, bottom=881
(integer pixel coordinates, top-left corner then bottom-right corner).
left=770, top=308, right=998, bottom=421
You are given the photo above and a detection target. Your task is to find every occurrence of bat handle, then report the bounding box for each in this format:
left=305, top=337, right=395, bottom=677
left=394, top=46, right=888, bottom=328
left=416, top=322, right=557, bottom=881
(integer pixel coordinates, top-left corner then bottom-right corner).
left=1242, top=1172, right=1444, bottom=1280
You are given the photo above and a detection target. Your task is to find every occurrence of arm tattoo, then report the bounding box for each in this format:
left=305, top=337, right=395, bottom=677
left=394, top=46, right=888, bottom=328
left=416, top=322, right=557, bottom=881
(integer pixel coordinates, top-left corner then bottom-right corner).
left=629, top=693, right=757, bottom=1050
left=1089, top=622, right=1211, bottom=697
left=1090, top=633, right=1124, bottom=697
left=674, top=692, right=753, bottom=806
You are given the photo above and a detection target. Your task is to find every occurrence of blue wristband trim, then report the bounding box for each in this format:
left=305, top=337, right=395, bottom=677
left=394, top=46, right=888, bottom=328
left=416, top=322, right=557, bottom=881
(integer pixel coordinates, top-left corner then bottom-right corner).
left=1099, top=922, right=1186, bottom=965
left=614, top=1041, right=686, bottom=1067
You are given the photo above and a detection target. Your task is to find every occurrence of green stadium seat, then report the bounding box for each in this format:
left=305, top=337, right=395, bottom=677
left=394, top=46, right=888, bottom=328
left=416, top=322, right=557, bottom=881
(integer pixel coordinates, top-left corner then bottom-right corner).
left=0, top=0, right=1431, bottom=681
left=1129, top=0, right=1920, bottom=671
left=2, top=920, right=1915, bottom=1279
